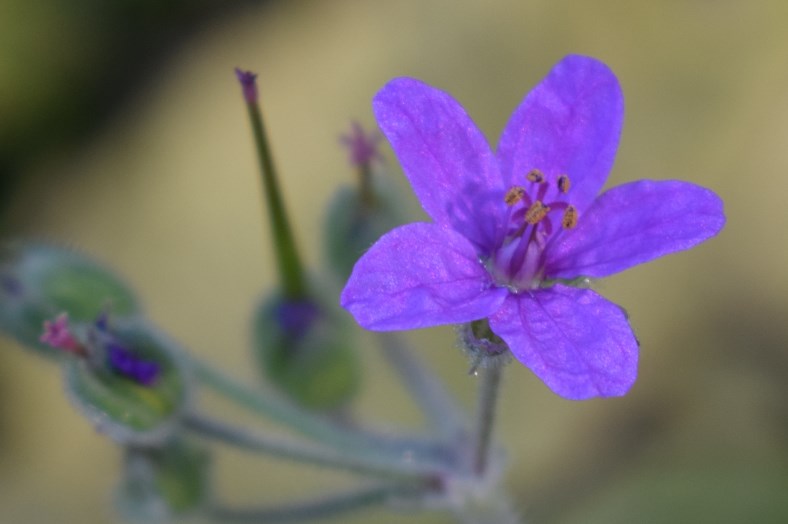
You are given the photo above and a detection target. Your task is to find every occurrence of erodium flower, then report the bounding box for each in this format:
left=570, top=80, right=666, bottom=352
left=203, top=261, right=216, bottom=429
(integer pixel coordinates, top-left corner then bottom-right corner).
left=340, top=55, right=725, bottom=399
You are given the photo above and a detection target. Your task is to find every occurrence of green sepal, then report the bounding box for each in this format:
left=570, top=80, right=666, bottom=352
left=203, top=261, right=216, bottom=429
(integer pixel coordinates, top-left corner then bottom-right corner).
left=0, top=242, right=139, bottom=358
left=115, top=438, right=211, bottom=523
left=253, top=291, right=360, bottom=411
left=65, top=320, right=190, bottom=446
left=323, top=178, right=405, bottom=282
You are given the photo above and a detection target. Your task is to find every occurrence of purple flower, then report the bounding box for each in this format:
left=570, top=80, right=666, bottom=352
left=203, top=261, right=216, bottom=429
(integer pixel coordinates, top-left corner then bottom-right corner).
left=340, top=55, right=725, bottom=400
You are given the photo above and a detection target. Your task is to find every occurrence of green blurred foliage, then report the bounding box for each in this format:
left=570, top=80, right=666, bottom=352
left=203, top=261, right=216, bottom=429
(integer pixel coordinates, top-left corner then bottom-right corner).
left=0, top=242, right=140, bottom=357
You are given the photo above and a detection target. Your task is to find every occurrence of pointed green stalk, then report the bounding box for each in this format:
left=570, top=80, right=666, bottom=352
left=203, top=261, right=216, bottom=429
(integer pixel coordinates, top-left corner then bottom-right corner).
left=237, top=69, right=306, bottom=298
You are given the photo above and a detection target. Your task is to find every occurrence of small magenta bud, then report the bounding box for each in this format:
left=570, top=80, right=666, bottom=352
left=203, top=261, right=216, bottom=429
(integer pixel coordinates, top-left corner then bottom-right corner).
left=339, top=121, right=383, bottom=170
left=235, top=67, right=258, bottom=103
left=40, top=313, right=86, bottom=356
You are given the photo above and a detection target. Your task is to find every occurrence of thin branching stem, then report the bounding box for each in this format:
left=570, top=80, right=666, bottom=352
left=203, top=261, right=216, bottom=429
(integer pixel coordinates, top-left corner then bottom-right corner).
left=186, top=355, right=453, bottom=467
left=184, top=411, right=443, bottom=481
left=378, top=332, right=467, bottom=439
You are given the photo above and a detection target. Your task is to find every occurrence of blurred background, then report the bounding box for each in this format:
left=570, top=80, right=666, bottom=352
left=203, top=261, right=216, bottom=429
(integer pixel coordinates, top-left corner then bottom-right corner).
left=1, top=0, right=787, bottom=522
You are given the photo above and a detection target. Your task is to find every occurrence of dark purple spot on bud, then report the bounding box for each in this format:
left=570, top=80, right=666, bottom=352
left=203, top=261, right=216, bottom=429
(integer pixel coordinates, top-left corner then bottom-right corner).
left=276, top=299, right=320, bottom=337
left=132, top=360, right=160, bottom=386
left=107, top=341, right=160, bottom=386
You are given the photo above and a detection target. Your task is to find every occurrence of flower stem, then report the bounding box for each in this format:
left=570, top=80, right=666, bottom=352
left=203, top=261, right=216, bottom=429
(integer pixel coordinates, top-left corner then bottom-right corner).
left=183, top=411, right=439, bottom=480
left=471, top=365, right=503, bottom=476
left=210, top=484, right=404, bottom=523
left=187, top=354, right=449, bottom=468
left=358, top=163, right=376, bottom=209
left=239, top=70, right=306, bottom=298
left=378, top=333, right=466, bottom=439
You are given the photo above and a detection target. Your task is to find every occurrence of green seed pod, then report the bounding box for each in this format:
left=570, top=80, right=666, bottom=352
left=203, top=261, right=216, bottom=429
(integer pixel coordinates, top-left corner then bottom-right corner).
left=115, top=438, right=210, bottom=523
left=252, top=291, right=360, bottom=411
left=65, top=318, right=190, bottom=446
left=0, top=242, right=139, bottom=358
left=323, top=177, right=406, bottom=283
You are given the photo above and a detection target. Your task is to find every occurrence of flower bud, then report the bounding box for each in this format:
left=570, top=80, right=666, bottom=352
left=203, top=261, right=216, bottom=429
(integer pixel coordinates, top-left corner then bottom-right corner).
left=65, top=318, right=191, bottom=446
left=324, top=122, right=406, bottom=281
left=252, top=291, right=360, bottom=410
left=324, top=179, right=406, bottom=282
left=0, top=242, right=139, bottom=358
left=115, top=438, right=210, bottom=522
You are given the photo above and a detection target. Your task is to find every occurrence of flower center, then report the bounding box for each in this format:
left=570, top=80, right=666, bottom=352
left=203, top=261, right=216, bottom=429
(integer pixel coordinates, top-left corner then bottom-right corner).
left=488, top=169, right=578, bottom=290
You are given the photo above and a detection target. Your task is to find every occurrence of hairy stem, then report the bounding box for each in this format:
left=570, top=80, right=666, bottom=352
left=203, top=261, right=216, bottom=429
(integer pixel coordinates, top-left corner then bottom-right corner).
left=378, top=332, right=467, bottom=439
left=184, top=411, right=441, bottom=480
left=187, top=354, right=450, bottom=467
left=471, top=365, right=503, bottom=475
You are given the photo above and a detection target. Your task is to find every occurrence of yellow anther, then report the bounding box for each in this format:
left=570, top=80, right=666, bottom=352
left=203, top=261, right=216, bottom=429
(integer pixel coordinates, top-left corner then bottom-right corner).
left=557, top=174, right=571, bottom=193
left=504, top=186, right=526, bottom=206
left=525, top=201, right=550, bottom=224
left=562, top=205, right=578, bottom=229
left=526, top=169, right=545, bottom=183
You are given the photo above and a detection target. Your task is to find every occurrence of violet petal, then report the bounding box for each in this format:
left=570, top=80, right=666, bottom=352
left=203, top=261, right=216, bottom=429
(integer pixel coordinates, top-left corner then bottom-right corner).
left=496, top=55, right=623, bottom=213
left=373, top=78, right=505, bottom=252
left=488, top=285, right=638, bottom=399
left=545, top=180, right=725, bottom=279
left=341, top=223, right=508, bottom=330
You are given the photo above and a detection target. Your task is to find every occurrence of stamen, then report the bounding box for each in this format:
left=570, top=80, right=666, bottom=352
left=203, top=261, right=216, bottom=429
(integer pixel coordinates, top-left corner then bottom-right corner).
left=562, top=205, right=578, bottom=229
left=504, top=186, right=526, bottom=206
left=557, top=174, right=571, bottom=193
left=526, top=169, right=545, bottom=183
left=525, top=201, right=550, bottom=224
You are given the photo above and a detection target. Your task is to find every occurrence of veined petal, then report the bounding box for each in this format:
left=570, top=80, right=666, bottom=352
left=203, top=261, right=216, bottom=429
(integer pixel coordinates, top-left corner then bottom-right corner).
left=489, top=286, right=638, bottom=400
left=373, top=78, right=505, bottom=252
left=341, top=223, right=508, bottom=331
left=545, top=180, right=725, bottom=279
left=497, top=55, right=623, bottom=212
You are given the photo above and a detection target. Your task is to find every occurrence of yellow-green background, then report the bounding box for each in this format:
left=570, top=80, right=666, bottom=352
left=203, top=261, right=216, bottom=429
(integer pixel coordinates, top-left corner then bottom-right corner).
left=1, top=1, right=787, bottom=522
